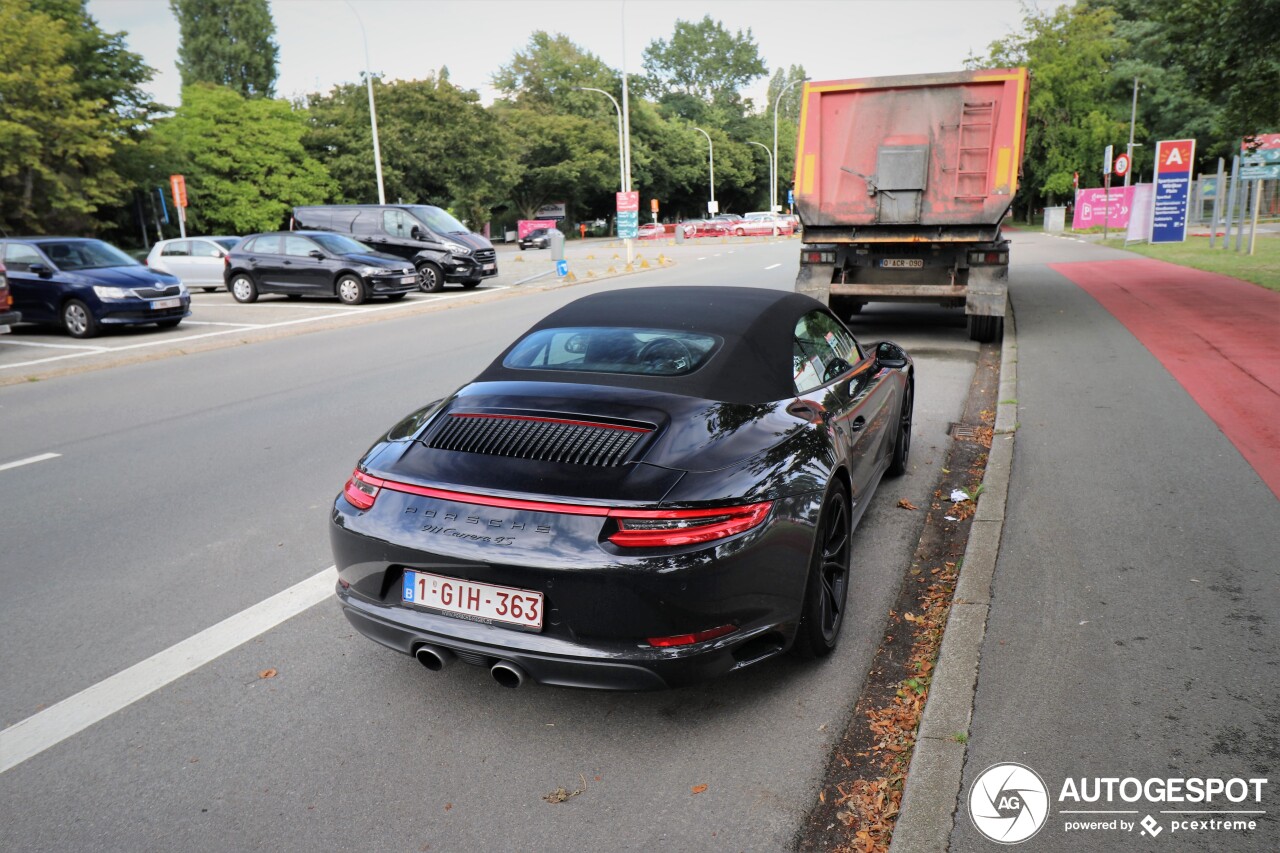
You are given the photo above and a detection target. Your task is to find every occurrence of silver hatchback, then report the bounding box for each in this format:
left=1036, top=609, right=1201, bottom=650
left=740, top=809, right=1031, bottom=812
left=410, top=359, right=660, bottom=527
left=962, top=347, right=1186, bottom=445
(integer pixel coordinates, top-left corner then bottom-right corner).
left=145, top=236, right=241, bottom=292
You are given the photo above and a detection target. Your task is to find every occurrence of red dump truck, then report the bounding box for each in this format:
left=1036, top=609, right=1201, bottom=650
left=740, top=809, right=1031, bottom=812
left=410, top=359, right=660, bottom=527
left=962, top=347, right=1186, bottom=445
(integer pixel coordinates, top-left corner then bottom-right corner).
left=793, top=68, right=1029, bottom=342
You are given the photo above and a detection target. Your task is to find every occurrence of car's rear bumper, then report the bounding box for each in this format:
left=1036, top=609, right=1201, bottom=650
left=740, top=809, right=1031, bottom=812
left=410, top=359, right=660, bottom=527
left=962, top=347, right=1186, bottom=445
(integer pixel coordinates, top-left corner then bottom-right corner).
left=337, top=586, right=790, bottom=690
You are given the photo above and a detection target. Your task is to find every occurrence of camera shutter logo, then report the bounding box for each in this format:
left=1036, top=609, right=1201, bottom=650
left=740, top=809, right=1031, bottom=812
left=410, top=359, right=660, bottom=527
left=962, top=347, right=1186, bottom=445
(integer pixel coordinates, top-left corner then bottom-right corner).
left=968, top=763, right=1051, bottom=844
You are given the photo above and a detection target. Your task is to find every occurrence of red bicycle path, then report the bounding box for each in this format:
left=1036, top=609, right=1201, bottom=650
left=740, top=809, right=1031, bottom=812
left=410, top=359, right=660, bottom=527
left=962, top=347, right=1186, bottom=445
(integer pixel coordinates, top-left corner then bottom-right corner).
left=1051, top=257, right=1280, bottom=499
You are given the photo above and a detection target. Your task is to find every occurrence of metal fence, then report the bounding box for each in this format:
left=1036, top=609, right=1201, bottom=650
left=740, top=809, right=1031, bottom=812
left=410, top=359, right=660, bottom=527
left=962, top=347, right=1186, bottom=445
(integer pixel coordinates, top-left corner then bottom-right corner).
left=1191, top=176, right=1278, bottom=224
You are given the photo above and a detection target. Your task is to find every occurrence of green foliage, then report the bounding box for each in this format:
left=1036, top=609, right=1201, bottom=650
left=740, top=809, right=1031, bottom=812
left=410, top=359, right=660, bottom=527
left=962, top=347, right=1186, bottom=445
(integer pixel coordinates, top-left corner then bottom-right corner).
left=306, top=73, right=518, bottom=228
left=170, top=0, right=279, bottom=98
left=642, top=16, right=768, bottom=110
left=0, top=0, right=155, bottom=235
left=1152, top=0, right=1280, bottom=137
left=968, top=3, right=1129, bottom=210
left=152, top=84, right=333, bottom=233
left=492, top=31, right=619, bottom=117
left=492, top=106, right=618, bottom=220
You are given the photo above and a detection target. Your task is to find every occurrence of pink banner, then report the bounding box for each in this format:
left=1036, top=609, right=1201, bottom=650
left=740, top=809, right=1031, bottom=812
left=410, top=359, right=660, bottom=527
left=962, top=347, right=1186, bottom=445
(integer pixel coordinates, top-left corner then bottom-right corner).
left=1073, top=187, right=1135, bottom=229
left=517, top=219, right=558, bottom=239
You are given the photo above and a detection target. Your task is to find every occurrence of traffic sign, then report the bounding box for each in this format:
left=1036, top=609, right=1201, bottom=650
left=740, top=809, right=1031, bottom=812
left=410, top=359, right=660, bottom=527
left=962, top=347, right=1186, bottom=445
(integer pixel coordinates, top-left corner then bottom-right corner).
left=1103, top=144, right=1113, bottom=175
left=1152, top=138, right=1195, bottom=244
left=1114, top=153, right=1130, bottom=177
left=169, top=174, right=187, bottom=208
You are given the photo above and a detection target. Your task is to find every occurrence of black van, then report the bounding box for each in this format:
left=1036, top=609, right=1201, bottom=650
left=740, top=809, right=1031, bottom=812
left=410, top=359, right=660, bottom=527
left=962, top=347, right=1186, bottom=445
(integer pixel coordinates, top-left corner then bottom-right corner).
left=292, top=205, right=497, bottom=292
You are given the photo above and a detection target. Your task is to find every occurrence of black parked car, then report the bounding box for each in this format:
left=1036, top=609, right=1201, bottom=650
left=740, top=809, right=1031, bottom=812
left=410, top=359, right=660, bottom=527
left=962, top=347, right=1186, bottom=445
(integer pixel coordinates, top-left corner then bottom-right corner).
left=0, top=261, right=20, bottom=334
left=330, top=286, right=914, bottom=690
left=292, top=205, right=497, bottom=293
left=518, top=227, right=557, bottom=250
left=0, top=237, right=188, bottom=338
left=223, top=231, right=418, bottom=305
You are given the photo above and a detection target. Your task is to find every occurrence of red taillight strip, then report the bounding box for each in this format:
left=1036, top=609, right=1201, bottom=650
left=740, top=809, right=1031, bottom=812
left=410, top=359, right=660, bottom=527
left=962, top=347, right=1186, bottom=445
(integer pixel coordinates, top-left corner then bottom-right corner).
left=647, top=624, right=738, bottom=648
left=446, top=413, right=653, bottom=433
left=352, top=472, right=773, bottom=546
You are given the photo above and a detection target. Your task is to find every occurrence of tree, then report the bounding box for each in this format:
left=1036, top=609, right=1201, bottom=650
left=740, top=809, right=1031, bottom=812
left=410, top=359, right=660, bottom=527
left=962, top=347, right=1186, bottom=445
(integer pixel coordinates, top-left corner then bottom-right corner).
left=492, top=106, right=617, bottom=220
left=1148, top=0, right=1280, bottom=137
left=967, top=3, right=1129, bottom=213
left=492, top=31, right=619, bottom=116
left=306, top=73, right=519, bottom=228
left=0, top=0, right=155, bottom=235
left=170, top=0, right=278, bottom=98
left=152, top=84, right=333, bottom=233
left=767, top=64, right=808, bottom=208
left=642, top=16, right=768, bottom=111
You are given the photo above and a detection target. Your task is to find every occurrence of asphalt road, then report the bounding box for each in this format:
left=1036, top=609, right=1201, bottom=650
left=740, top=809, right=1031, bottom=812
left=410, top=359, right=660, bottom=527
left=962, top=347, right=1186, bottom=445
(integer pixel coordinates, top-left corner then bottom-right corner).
left=950, top=232, right=1279, bottom=851
left=0, top=240, right=980, bottom=851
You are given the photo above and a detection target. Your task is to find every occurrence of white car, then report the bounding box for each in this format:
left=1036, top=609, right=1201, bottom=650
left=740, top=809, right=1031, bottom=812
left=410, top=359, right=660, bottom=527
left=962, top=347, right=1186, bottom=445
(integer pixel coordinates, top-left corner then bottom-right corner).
left=145, top=236, right=241, bottom=292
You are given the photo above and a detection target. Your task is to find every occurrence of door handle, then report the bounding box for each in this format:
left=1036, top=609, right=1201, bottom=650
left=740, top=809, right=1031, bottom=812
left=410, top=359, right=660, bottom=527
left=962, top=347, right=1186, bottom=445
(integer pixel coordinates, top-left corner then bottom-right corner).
left=850, top=416, right=867, bottom=432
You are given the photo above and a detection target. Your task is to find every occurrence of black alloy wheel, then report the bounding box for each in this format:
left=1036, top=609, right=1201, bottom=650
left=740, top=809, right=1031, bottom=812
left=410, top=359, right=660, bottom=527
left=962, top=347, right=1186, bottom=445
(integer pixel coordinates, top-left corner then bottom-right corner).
left=792, top=485, right=852, bottom=658
left=888, top=378, right=914, bottom=477
left=417, top=262, right=444, bottom=293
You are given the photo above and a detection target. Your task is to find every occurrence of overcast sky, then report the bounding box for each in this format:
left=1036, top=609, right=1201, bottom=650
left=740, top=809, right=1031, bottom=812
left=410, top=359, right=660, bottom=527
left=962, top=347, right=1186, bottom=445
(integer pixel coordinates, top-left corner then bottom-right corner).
left=87, top=0, right=1060, bottom=109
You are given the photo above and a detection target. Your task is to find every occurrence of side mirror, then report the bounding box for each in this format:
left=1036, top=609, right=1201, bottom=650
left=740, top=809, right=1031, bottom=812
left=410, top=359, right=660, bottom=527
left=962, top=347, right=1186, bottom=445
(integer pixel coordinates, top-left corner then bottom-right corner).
left=29, top=263, right=53, bottom=278
left=410, top=226, right=424, bottom=241
left=874, top=341, right=909, bottom=369
left=309, top=250, right=325, bottom=260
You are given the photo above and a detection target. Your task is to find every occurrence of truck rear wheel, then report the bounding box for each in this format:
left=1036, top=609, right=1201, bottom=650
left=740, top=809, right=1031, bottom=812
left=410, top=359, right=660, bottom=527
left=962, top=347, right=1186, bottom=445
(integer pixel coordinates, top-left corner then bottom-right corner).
left=968, top=314, right=1003, bottom=343
left=829, top=296, right=863, bottom=319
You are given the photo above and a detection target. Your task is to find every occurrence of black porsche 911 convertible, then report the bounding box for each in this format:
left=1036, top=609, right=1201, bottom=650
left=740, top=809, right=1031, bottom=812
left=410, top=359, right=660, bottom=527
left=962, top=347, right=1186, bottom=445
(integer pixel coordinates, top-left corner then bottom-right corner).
left=330, top=286, right=913, bottom=690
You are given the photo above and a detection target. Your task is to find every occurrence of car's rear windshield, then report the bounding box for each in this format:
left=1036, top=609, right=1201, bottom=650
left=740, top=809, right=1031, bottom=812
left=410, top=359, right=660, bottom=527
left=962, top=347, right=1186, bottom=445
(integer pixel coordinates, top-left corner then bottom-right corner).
left=36, top=240, right=137, bottom=270
left=503, top=327, right=721, bottom=377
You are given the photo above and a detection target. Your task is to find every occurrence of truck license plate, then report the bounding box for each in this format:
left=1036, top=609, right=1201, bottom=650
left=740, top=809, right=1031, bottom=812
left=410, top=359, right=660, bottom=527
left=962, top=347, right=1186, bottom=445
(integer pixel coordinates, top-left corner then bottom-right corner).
left=880, top=259, right=923, bottom=268
left=402, top=570, right=543, bottom=630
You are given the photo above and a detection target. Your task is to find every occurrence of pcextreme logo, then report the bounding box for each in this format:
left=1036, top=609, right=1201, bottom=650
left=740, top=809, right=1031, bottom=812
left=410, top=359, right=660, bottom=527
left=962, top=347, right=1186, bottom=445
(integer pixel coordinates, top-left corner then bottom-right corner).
left=968, top=763, right=1051, bottom=844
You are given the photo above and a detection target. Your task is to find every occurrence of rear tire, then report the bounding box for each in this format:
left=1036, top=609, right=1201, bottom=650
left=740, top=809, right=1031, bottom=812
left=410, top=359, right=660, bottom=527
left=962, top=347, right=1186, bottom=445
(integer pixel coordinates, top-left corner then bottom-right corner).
left=791, top=484, right=852, bottom=659
left=968, top=314, right=1003, bottom=343
left=829, top=296, right=863, bottom=319
left=417, top=262, right=445, bottom=293
left=202, top=287, right=217, bottom=293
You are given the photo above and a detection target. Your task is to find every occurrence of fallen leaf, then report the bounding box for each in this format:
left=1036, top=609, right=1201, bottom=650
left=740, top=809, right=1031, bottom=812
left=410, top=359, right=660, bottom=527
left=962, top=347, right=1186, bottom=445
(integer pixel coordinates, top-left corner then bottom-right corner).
left=258, top=669, right=277, bottom=679
left=896, top=499, right=918, bottom=511
left=444, top=803, right=452, bottom=812
left=691, top=784, right=708, bottom=795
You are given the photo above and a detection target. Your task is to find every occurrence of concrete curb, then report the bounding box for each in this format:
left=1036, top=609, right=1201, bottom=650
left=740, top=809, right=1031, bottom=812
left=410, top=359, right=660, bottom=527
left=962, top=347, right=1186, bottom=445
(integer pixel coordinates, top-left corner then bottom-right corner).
left=887, top=309, right=1018, bottom=853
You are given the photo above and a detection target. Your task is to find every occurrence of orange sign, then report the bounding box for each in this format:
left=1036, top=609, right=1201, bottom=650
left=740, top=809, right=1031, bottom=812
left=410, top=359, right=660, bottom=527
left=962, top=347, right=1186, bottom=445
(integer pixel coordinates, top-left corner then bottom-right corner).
left=650, top=198, right=659, bottom=213
left=169, top=174, right=188, bottom=208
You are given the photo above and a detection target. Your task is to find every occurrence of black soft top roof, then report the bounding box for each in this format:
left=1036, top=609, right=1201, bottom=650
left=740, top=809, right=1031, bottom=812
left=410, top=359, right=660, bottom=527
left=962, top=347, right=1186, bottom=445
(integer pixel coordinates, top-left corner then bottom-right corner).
left=478, top=286, right=828, bottom=404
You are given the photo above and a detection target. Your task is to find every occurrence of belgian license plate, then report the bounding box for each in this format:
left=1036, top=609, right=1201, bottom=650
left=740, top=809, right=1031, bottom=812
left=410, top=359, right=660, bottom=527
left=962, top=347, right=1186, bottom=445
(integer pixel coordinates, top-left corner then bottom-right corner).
left=881, top=259, right=923, bottom=268
left=151, top=297, right=181, bottom=309
left=403, top=570, right=543, bottom=630
left=483, top=264, right=496, bottom=272
left=400, top=275, right=416, bottom=284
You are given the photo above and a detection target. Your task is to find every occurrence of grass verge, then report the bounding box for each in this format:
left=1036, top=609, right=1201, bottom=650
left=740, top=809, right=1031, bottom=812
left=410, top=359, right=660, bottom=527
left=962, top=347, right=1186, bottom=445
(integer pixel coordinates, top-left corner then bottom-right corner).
left=1098, top=234, right=1280, bottom=293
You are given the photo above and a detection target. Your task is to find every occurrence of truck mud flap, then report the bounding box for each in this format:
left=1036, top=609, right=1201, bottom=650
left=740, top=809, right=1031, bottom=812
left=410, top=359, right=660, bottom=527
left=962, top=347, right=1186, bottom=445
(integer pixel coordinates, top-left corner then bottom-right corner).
left=795, top=263, right=835, bottom=305
left=965, top=265, right=1008, bottom=317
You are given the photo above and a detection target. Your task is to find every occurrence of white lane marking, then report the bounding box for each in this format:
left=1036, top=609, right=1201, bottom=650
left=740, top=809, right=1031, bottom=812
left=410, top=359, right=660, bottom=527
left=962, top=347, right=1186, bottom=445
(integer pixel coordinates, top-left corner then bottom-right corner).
left=0, top=566, right=337, bottom=774
left=0, top=339, right=108, bottom=352
left=213, top=302, right=354, bottom=311
left=180, top=320, right=263, bottom=328
left=0, top=288, right=511, bottom=372
left=0, top=452, right=61, bottom=472
left=765, top=263, right=782, bottom=270
left=697, top=257, right=707, bottom=261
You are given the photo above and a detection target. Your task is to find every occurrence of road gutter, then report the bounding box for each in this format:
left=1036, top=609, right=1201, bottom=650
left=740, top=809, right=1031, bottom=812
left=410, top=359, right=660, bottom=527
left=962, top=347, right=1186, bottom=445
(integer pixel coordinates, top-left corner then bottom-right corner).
left=887, top=308, right=1018, bottom=852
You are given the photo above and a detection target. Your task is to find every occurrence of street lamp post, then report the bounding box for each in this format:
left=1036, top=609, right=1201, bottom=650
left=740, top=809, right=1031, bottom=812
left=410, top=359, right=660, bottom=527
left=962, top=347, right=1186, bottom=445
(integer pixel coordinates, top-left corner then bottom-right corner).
left=773, top=78, right=808, bottom=213
left=575, top=87, right=625, bottom=194
left=344, top=0, right=386, bottom=204
left=693, top=126, right=715, bottom=214
left=746, top=141, right=774, bottom=216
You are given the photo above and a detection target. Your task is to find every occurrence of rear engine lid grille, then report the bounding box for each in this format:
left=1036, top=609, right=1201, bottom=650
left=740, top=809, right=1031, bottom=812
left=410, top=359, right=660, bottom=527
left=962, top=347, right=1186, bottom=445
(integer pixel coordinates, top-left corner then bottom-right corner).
left=426, top=413, right=652, bottom=467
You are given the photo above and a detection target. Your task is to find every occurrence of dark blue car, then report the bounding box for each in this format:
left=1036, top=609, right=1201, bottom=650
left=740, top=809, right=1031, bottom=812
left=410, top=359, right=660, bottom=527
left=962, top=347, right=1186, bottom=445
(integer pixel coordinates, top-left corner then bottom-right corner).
left=0, top=237, right=190, bottom=338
